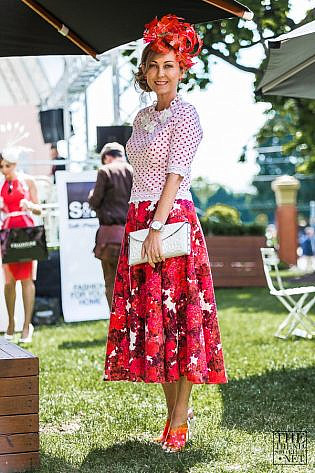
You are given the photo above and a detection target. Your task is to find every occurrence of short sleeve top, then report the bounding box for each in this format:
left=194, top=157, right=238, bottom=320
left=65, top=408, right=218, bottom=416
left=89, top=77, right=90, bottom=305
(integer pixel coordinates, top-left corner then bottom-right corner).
left=126, top=93, right=203, bottom=204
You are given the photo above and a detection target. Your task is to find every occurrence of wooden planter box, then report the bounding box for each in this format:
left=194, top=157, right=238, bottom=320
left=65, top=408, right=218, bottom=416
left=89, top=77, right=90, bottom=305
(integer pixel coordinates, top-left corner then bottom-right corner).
left=205, top=236, right=267, bottom=287
left=0, top=338, right=39, bottom=473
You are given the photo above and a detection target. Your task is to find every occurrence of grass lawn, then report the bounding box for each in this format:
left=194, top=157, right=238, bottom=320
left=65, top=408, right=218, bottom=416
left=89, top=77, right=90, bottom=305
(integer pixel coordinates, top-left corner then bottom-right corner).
left=15, top=287, right=314, bottom=473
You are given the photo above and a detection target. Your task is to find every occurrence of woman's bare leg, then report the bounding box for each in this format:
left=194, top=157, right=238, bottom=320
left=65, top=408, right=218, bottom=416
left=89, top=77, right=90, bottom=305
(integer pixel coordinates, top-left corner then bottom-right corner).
left=4, top=279, right=16, bottom=335
left=161, top=376, right=193, bottom=425
left=161, top=381, right=178, bottom=418
left=21, top=278, right=35, bottom=338
left=170, top=376, right=193, bottom=428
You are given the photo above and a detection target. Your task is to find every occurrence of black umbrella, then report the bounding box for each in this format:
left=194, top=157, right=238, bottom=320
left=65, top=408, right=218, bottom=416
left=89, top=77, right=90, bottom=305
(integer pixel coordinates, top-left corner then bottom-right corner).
left=257, top=20, right=315, bottom=99
left=0, top=0, right=253, bottom=59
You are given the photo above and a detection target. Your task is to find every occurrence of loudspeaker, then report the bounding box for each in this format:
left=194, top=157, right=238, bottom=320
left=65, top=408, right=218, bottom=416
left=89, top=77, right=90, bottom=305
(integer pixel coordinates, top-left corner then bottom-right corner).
left=96, top=126, right=132, bottom=153
left=39, top=109, right=64, bottom=143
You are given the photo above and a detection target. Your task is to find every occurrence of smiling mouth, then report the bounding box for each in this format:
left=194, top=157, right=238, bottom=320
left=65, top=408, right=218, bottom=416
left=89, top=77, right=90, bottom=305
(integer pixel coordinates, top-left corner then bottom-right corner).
left=155, top=81, right=168, bottom=85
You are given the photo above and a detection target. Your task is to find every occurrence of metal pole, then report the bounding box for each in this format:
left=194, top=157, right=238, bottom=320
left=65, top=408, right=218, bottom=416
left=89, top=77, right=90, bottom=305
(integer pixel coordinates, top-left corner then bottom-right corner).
left=63, top=59, right=71, bottom=169
left=84, top=90, right=89, bottom=157
left=111, top=51, right=120, bottom=124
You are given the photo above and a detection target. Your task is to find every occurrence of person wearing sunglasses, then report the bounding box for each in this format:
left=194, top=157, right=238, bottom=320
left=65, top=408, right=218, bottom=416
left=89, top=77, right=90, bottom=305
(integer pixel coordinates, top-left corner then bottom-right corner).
left=0, top=147, right=41, bottom=343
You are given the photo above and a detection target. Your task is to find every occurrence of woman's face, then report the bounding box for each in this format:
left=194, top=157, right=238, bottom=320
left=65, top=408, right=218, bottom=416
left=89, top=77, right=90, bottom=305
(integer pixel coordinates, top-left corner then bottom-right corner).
left=144, top=49, right=184, bottom=97
left=0, top=159, right=16, bottom=178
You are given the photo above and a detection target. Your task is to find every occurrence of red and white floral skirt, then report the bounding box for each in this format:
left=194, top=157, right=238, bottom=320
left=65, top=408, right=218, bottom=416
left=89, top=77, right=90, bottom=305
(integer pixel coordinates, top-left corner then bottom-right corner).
left=103, top=198, right=228, bottom=384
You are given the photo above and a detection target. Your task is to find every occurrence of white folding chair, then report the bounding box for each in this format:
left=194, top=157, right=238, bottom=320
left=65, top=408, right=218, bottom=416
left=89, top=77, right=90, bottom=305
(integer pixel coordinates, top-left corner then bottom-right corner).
left=261, top=248, right=315, bottom=339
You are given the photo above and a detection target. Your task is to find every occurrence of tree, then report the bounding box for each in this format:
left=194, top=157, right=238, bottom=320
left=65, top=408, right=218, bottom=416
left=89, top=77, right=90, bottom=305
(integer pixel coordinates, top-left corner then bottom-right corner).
left=125, top=1, right=315, bottom=169
left=126, top=1, right=306, bottom=86
left=191, top=1, right=315, bottom=173
left=191, top=177, right=255, bottom=222
left=250, top=124, right=315, bottom=222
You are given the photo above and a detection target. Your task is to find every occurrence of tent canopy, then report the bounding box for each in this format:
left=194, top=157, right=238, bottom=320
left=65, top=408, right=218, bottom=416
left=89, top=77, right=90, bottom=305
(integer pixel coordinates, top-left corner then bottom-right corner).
left=257, top=20, right=315, bottom=99
left=0, top=0, right=253, bottom=58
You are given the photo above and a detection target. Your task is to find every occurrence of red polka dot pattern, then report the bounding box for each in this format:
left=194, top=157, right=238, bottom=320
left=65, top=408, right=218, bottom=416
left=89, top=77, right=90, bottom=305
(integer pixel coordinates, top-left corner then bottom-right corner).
left=126, top=94, right=203, bottom=203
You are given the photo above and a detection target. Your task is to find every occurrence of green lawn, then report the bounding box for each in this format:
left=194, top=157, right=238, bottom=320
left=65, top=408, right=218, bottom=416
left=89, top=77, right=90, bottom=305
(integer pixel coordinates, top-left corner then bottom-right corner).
left=22, top=287, right=314, bottom=473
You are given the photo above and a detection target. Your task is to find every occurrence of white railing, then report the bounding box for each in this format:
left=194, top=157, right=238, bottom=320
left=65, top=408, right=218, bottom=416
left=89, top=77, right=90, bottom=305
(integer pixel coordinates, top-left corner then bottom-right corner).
left=33, top=176, right=60, bottom=248
left=40, top=203, right=59, bottom=248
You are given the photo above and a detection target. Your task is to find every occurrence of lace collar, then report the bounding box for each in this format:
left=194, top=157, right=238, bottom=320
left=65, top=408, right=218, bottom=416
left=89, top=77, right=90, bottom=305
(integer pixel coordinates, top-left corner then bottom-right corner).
left=140, top=94, right=182, bottom=133
left=150, top=93, right=182, bottom=114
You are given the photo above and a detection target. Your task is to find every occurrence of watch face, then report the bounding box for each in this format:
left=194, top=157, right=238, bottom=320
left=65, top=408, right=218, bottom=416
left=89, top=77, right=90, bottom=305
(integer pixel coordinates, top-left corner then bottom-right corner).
left=152, top=221, right=162, bottom=230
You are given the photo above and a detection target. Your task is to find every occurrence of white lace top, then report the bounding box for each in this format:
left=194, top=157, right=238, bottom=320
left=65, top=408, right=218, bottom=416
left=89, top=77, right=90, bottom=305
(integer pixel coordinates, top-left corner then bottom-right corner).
left=126, top=93, right=203, bottom=204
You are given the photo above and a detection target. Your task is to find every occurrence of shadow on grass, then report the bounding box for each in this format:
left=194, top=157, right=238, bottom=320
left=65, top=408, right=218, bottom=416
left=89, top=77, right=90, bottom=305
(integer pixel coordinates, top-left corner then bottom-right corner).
left=34, top=452, right=80, bottom=473
left=220, top=366, right=315, bottom=434
left=58, top=338, right=106, bottom=349
left=80, top=441, right=217, bottom=473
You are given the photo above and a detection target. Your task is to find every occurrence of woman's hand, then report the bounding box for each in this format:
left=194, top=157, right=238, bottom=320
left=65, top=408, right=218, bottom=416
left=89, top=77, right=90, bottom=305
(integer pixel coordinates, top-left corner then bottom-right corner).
left=20, top=198, right=33, bottom=211
left=20, top=197, right=41, bottom=215
left=25, top=178, right=42, bottom=216
left=141, top=229, right=165, bottom=268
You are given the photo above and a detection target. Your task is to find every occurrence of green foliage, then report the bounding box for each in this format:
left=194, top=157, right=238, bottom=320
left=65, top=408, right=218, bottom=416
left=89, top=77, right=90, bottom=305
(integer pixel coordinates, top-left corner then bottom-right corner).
left=256, top=97, right=315, bottom=175
left=180, top=0, right=294, bottom=90
left=277, top=260, right=290, bottom=270
left=126, top=2, right=315, bottom=173
left=252, top=121, right=315, bottom=220
left=297, top=158, right=315, bottom=174
left=200, top=218, right=265, bottom=236
left=200, top=203, right=265, bottom=235
left=187, top=2, right=315, bottom=174
left=203, top=203, right=241, bottom=224
left=191, top=178, right=256, bottom=222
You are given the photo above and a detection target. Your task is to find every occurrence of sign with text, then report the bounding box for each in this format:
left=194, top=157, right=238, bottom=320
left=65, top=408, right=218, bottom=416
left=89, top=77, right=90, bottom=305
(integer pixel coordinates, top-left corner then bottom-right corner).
left=273, top=431, right=307, bottom=465
left=56, top=171, right=109, bottom=322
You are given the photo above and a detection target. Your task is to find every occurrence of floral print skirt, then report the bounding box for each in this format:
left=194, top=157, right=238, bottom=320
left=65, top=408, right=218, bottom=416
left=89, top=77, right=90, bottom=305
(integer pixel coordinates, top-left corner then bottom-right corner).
left=103, top=199, right=228, bottom=384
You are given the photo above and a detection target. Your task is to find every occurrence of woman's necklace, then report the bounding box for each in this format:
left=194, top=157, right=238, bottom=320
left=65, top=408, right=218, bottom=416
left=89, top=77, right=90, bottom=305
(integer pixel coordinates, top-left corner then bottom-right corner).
left=6, top=176, right=16, bottom=194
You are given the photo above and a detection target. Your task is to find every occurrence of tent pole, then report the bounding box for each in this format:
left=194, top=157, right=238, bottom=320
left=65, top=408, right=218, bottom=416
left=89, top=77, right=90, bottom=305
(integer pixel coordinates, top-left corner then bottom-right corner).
left=201, top=0, right=253, bottom=20
left=20, top=0, right=99, bottom=59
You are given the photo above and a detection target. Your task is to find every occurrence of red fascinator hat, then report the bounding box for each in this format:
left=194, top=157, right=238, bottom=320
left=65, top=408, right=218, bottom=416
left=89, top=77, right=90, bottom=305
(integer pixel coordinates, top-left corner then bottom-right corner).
left=143, top=14, right=203, bottom=69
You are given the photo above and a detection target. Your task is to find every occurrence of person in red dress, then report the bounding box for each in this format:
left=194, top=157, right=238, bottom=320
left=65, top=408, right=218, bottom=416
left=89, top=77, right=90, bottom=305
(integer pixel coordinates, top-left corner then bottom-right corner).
left=0, top=148, right=42, bottom=343
left=103, top=14, right=228, bottom=453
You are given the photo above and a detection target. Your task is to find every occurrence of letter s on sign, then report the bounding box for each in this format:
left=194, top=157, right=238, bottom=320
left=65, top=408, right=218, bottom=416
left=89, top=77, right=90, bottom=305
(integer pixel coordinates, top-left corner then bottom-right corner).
left=69, top=201, right=82, bottom=219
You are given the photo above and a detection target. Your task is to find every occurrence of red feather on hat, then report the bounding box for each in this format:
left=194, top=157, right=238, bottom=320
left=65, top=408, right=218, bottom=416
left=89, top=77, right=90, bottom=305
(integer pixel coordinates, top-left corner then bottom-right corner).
left=143, top=14, right=203, bottom=68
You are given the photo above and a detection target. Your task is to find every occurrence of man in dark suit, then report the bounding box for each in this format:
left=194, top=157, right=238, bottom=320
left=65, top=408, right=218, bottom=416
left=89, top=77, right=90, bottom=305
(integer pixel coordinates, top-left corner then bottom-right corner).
left=89, top=142, right=133, bottom=309
left=50, top=144, right=66, bottom=183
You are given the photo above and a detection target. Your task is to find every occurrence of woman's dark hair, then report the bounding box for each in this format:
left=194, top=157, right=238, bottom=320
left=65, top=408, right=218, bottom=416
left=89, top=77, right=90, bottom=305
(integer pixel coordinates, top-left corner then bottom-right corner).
left=101, top=150, right=123, bottom=164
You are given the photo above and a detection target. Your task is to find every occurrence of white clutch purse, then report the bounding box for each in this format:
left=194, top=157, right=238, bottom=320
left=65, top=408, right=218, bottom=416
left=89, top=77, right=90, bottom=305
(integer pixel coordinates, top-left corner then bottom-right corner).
left=128, top=221, right=191, bottom=266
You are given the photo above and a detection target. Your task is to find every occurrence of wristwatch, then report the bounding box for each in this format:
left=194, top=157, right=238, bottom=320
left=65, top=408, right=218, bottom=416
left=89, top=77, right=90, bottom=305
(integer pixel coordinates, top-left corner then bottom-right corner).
left=150, top=220, right=165, bottom=232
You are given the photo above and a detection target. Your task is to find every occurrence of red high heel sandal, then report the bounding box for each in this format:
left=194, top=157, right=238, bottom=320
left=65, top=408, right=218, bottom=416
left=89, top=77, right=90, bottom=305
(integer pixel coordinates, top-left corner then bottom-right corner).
left=153, top=418, right=171, bottom=443
left=162, top=407, right=195, bottom=453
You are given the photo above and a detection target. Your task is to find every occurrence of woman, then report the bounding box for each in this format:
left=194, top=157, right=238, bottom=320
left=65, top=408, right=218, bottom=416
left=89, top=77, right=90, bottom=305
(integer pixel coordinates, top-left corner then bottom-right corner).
left=301, top=226, right=315, bottom=272
left=0, top=147, right=41, bottom=343
left=103, top=14, right=228, bottom=453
